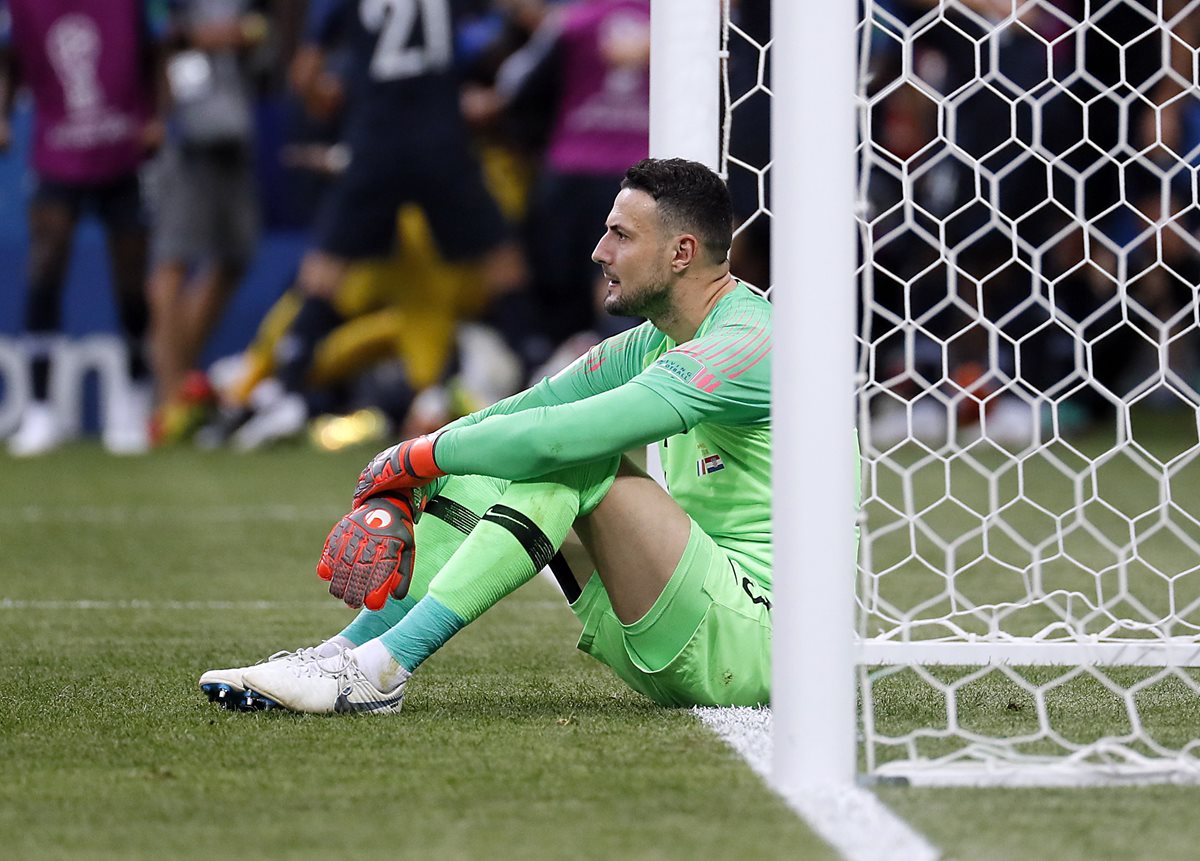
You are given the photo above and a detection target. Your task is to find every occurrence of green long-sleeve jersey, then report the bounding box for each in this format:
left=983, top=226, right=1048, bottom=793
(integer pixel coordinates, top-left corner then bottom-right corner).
left=435, top=283, right=773, bottom=587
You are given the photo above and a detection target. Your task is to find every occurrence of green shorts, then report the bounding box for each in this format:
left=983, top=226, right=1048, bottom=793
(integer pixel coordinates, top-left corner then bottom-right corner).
left=570, top=519, right=772, bottom=707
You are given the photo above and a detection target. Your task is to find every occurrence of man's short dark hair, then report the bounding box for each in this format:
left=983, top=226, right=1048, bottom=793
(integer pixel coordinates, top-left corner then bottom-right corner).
left=621, top=158, right=734, bottom=263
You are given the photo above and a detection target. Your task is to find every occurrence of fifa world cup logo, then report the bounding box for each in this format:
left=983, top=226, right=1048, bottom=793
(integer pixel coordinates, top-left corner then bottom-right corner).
left=46, top=14, right=103, bottom=114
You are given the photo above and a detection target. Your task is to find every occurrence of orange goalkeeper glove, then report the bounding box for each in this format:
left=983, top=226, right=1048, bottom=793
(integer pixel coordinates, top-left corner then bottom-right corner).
left=352, top=432, right=446, bottom=507
left=317, top=493, right=417, bottom=610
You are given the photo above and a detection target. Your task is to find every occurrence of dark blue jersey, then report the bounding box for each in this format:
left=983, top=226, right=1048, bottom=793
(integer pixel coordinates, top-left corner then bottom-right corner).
left=306, top=0, right=469, bottom=148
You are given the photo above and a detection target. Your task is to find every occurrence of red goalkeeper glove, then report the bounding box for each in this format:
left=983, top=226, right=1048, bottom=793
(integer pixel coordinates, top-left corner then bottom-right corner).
left=317, top=493, right=418, bottom=610
left=352, top=432, right=446, bottom=507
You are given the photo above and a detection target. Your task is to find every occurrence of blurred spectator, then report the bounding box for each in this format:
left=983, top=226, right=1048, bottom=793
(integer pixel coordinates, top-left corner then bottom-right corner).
left=863, top=0, right=1170, bottom=446
left=233, top=0, right=547, bottom=449
left=488, top=0, right=649, bottom=345
left=146, top=0, right=269, bottom=445
left=0, top=0, right=164, bottom=456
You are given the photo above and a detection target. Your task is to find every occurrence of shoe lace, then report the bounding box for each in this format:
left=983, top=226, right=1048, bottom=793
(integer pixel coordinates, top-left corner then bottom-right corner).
left=300, top=645, right=358, bottom=680
left=262, top=646, right=323, bottom=665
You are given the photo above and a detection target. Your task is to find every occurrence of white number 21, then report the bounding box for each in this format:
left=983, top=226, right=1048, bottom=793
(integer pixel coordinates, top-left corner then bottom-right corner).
left=360, top=0, right=452, bottom=81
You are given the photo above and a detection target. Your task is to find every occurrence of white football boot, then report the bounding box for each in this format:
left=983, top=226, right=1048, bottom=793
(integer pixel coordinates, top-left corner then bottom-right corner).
left=7, top=402, right=66, bottom=457
left=103, top=381, right=152, bottom=455
left=199, top=647, right=327, bottom=711
left=231, top=380, right=308, bottom=451
left=241, top=647, right=409, bottom=715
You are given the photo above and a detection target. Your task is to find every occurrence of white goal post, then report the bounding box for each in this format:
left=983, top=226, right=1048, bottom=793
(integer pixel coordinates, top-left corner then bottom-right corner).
left=771, top=0, right=858, bottom=794
left=653, top=0, right=1200, bottom=789
left=650, top=0, right=860, bottom=792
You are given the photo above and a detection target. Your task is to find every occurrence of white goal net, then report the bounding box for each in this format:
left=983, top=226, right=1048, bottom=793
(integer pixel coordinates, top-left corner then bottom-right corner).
left=853, top=0, right=1200, bottom=785
left=716, top=0, right=1200, bottom=790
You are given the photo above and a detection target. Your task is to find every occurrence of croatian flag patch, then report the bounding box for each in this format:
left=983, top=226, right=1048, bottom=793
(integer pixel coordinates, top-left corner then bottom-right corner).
left=697, top=454, right=726, bottom=476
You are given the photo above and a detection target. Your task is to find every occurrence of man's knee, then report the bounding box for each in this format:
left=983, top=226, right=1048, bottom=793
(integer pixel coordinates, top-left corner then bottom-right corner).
left=525, top=454, right=622, bottom=517
left=568, top=456, right=694, bottom=624
left=569, top=455, right=661, bottom=523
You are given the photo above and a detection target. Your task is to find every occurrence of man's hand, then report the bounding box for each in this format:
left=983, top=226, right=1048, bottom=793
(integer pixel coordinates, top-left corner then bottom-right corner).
left=353, top=433, right=446, bottom=507
left=317, top=494, right=417, bottom=610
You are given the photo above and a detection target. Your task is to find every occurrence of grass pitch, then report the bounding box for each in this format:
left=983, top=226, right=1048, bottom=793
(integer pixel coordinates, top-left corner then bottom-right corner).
left=3, top=440, right=1200, bottom=860
left=0, top=445, right=827, bottom=861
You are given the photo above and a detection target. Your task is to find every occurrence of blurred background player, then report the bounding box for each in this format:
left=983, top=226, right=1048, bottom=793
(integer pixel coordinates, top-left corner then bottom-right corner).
left=480, top=0, right=649, bottom=348
left=0, top=0, right=164, bottom=456
left=232, top=0, right=549, bottom=450
left=145, top=0, right=269, bottom=445
left=206, top=198, right=520, bottom=452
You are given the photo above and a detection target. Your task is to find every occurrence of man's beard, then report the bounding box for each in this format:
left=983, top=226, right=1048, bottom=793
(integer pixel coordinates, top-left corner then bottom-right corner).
left=605, top=276, right=673, bottom=319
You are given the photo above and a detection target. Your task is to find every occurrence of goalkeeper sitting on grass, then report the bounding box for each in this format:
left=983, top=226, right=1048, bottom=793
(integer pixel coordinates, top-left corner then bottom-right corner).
left=201, top=157, right=775, bottom=712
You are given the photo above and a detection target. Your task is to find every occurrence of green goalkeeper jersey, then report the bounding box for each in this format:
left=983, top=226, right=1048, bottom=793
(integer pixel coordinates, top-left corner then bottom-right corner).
left=435, top=283, right=773, bottom=587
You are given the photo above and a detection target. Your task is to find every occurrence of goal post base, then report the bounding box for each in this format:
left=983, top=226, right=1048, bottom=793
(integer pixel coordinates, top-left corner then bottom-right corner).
left=869, top=759, right=1200, bottom=788
left=859, top=639, right=1200, bottom=668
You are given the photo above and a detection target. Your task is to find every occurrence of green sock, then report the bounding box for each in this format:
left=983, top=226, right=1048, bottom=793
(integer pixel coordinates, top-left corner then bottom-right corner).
left=379, top=596, right=466, bottom=672
left=377, top=455, right=619, bottom=667
left=336, top=474, right=506, bottom=645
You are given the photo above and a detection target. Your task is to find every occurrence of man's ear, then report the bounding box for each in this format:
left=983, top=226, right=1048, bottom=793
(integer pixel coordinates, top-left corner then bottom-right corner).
left=672, top=234, right=699, bottom=272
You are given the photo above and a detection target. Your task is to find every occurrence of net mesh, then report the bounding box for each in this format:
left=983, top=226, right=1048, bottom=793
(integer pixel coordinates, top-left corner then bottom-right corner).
left=851, top=0, right=1200, bottom=782
left=722, top=0, right=773, bottom=292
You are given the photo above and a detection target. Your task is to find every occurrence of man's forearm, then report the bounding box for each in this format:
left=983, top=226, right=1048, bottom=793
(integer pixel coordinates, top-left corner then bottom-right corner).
left=438, top=376, right=565, bottom=435
left=434, top=383, right=685, bottom=481
left=352, top=376, right=602, bottom=501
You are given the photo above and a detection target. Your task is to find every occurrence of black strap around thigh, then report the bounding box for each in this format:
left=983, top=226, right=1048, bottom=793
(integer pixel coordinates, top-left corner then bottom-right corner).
left=483, top=503, right=580, bottom=602
left=423, top=495, right=481, bottom=535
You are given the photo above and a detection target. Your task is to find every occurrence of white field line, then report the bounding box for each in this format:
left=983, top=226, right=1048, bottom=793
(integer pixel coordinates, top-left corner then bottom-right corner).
left=694, top=707, right=940, bottom=861
left=0, top=504, right=343, bottom=523
left=0, top=598, right=572, bottom=611
left=1, top=567, right=572, bottom=612
left=4, top=583, right=927, bottom=858
left=0, top=599, right=338, bottom=611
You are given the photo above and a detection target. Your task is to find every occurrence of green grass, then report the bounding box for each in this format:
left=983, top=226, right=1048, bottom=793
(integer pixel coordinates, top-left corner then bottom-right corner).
left=857, top=408, right=1200, bottom=859
left=4, top=435, right=1200, bottom=860
left=0, top=445, right=829, bottom=861
left=879, top=784, right=1200, bottom=861
left=863, top=408, right=1200, bottom=638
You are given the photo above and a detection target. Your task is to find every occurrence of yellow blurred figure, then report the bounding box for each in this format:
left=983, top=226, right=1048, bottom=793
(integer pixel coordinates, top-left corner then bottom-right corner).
left=227, top=145, right=533, bottom=418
